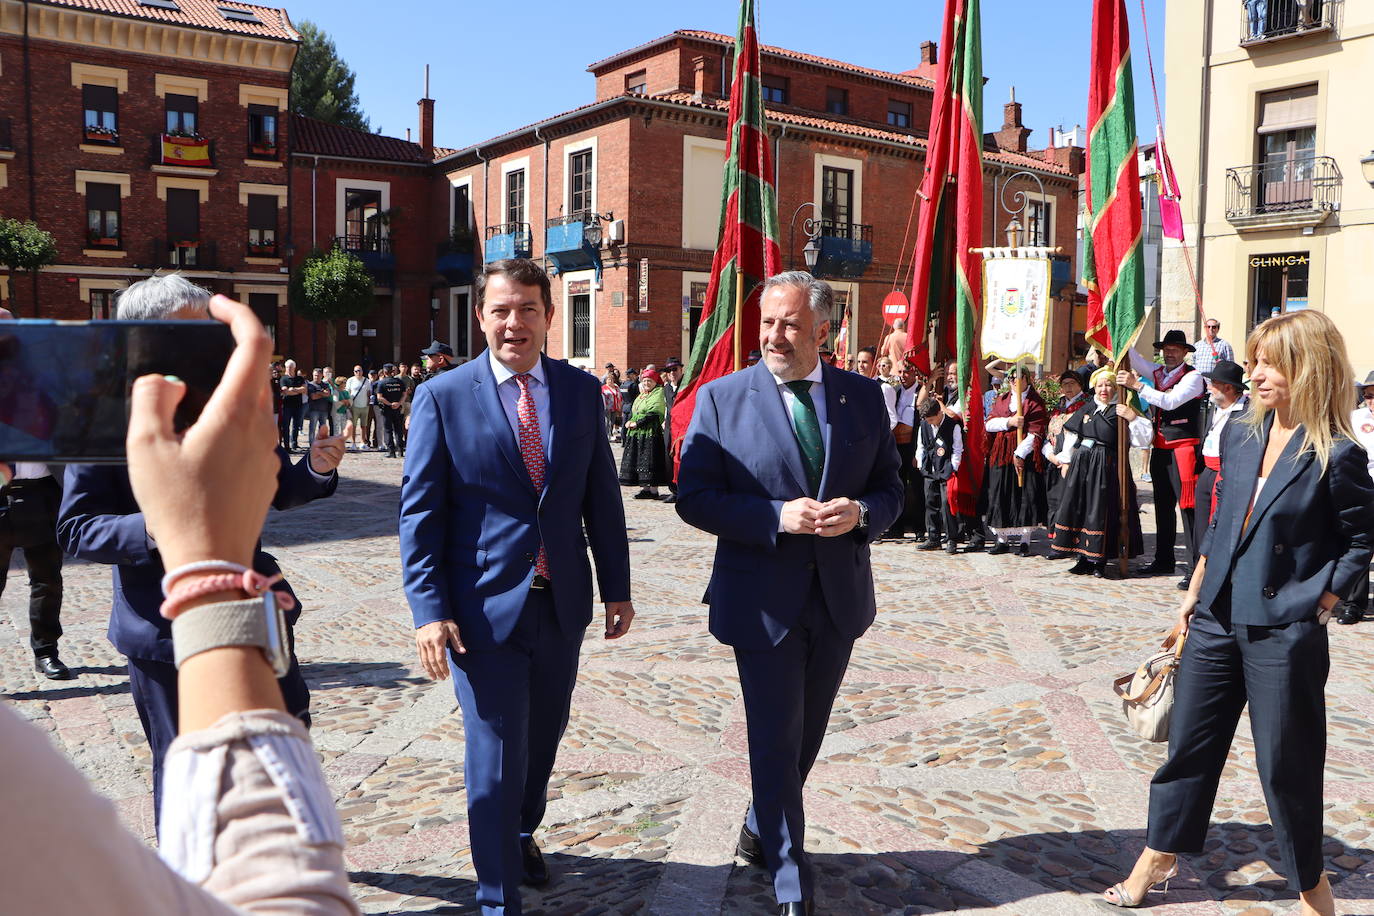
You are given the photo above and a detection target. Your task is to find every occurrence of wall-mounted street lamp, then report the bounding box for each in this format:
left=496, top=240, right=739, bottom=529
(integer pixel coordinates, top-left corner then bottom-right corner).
left=1361, top=150, right=1374, bottom=188
left=789, top=201, right=822, bottom=273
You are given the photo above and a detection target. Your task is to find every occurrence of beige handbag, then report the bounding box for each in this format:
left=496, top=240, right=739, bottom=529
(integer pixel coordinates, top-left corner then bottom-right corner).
left=1112, top=626, right=1186, bottom=743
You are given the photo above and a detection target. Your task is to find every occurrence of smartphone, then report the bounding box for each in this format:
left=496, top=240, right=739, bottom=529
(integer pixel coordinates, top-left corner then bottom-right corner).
left=0, top=320, right=235, bottom=464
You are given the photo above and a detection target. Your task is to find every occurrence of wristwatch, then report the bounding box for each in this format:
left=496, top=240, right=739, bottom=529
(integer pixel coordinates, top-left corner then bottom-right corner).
left=171, top=593, right=291, bottom=677
left=855, top=500, right=870, bottom=532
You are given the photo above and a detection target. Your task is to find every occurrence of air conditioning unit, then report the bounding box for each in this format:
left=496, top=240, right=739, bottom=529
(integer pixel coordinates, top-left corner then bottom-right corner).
left=607, top=219, right=625, bottom=245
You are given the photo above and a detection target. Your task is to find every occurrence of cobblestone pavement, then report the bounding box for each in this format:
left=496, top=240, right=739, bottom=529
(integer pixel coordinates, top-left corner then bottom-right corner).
left=4, top=450, right=1374, bottom=915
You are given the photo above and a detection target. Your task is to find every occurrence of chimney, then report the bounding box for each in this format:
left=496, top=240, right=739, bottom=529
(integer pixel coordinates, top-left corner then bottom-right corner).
left=920, top=40, right=937, bottom=66
left=692, top=55, right=708, bottom=101
left=418, top=65, right=435, bottom=157
left=994, top=84, right=1031, bottom=153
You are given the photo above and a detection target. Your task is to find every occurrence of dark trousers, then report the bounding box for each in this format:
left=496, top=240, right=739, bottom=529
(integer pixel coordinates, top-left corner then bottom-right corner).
left=451, top=590, right=582, bottom=916
left=1150, top=445, right=1196, bottom=568
left=736, top=587, right=854, bottom=904
left=922, top=476, right=953, bottom=541
left=381, top=406, right=405, bottom=456
left=886, top=439, right=919, bottom=537
left=1194, top=465, right=1219, bottom=565
left=1147, top=599, right=1329, bottom=891
left=0, top=540, right=64, bottom=656
left=128, top=639, right=312, bottom=833
left=286, top=401, right=307, bottom=448
left=1349, top=565, right=1371, bottom=612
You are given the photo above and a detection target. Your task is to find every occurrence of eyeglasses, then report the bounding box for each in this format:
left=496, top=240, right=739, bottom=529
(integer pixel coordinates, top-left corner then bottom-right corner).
left=1205, top=324, right=1219, bottom=330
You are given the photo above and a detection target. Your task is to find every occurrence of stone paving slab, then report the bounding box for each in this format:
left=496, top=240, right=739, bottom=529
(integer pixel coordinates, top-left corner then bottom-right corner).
left=3, top=448, right=1373, bottom=914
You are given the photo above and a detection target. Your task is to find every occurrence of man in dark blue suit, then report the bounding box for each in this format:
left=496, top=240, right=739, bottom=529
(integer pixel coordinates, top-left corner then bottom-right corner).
left=56, top=278, right=345, bottom=826
left=676, top=272, right=903, bottom=915
left=400, top=259, right=634, bottom=916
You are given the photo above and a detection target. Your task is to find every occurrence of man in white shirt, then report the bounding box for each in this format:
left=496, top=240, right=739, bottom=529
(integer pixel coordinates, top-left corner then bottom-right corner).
left=345, top=365, right=371, bottom=450
left=1195, top=360, right=1250, bottom=587
left=881, top=360, right=922, bottom=539
left=1339, top=371, right=1374, bottom=624
left=0, top=462, right=69, bottom=679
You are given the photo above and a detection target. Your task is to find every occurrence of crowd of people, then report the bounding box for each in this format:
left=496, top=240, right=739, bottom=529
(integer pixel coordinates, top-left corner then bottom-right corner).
left=0, top=264, right=1371, bottom=916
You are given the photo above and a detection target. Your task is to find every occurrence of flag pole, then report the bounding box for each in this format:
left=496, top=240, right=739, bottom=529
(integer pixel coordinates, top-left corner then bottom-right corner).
left=1014, top=360, right=1026, bottom=487
left=1115, top=353, right=1131, bottom=577
left=733, top=268, right=744, bottom=372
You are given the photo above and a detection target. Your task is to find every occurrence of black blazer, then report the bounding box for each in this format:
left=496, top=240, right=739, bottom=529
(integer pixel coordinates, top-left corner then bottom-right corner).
left=1199, top=414, right=1374, bottom=625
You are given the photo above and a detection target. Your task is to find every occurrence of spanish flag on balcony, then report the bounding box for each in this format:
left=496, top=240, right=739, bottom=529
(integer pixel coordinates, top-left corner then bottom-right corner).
left=670, top=0, right=781, bottom=475
left=1082, top=0, right=1145, bottom=361
left=161, top=134, right=212, bottom=167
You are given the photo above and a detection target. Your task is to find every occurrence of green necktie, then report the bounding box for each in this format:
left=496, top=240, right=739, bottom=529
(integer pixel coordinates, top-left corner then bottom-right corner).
left=785, top=380, right=825, bottom=494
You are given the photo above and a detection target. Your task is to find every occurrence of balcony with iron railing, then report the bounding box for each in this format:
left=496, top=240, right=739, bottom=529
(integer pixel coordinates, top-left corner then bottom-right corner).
left=813, top=220, right=874, bottom=279
left=153, top=239, right=217, bottom=269
left=1240, top=0, right=1334, bottom=46
left=484, top=222, right=532, bottom=263
left=334, top=234, right=395, bottom=273
left=544, top=212, right=604, bottom=277
left=1225, top=155, right=1340, bottom=230
left=436, top=231, right=476, bottom=285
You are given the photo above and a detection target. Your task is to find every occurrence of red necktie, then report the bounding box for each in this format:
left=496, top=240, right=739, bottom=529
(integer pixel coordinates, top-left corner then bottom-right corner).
left=514, top=373, right=550, bottom=578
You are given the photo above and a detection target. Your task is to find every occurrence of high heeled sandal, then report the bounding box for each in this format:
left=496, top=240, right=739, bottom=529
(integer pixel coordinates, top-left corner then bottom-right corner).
left=1101, top=863, right=1178, bottom=908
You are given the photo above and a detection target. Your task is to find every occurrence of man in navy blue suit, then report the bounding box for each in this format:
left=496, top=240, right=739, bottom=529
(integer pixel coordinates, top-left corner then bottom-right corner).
left=56, top=276, right=346, bottom=826
left=400, top=258, right=634, bottom=916
left=676, top=272, right=903, bottom=915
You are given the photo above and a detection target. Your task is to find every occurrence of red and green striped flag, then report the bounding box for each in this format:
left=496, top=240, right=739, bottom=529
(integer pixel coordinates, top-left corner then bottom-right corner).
left=672, top=0, right=781, bottom=472
left=1083, top=0, right=1146, bottom=361
left=906, top=0, right=985, bottom=517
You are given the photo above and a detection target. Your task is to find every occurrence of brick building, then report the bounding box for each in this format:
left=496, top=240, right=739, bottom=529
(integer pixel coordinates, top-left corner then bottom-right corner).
left=0, top=0, right=297, bottom=324
left=437, top=31, right=1086, bottom=372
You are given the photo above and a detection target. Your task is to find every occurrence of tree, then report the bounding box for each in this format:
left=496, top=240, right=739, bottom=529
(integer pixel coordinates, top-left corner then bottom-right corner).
left=290, top=247, right=375, bottom=368
left=0, top=218, right=58, bottom=315
left=291, top=21, right=371, bottom=131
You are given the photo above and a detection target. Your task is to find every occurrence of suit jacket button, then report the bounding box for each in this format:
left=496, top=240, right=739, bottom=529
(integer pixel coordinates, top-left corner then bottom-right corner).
left=1263, top=586, right=1277, bottom=599
left=1273, top=543, right=1285, bottom=555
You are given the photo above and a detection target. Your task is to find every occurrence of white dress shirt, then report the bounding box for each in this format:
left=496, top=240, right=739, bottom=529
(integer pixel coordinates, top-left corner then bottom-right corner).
left=882, top=382, right=918, bottom=429
left=984, top=389, right=1039, bottom=459
left=488, top=351, right=551, bottom=460
left=772, top=360, right=828, bottom=443
left=1056, top=401, right=1153, bottom=464
left=914, top=420, right=963, bottom=471
left=1128, top=349, right=1206, bottom=411
left=1351, top=405, right=1374, bottom=477
left=1202, top=395, right=1249, bottom=459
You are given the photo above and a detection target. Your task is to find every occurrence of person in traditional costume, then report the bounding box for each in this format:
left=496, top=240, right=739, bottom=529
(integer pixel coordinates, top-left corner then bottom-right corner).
left=984, top=369, right=1050, bottom=556
left=1051, top=368, right=1152, bottom=576
left=1193, top=359, right=1250, bottom=587
left=914, top=397, right=963, bottom=552
left=930, top=359, right=986, bottom=552
left=1119, top=330, right=1207, bottom=585
left=1338, top=370, right=1374, bottom=624
left=1043, top=369, right=1089, bottom=558
left=619, top=369, right=670, bottom=498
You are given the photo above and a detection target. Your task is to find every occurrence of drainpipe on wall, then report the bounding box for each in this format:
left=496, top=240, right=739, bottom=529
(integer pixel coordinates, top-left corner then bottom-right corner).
left=22, top=0, right=38, bottom=314
left=1190, top=0, right=1215, bottom=338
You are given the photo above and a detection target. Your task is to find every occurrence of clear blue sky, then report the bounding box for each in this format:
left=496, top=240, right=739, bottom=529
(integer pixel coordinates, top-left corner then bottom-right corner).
left=280, top=0, right=1167, bottom=151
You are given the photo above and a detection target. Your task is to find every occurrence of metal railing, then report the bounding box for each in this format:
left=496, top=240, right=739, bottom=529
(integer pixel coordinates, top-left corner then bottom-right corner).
left=334, top=234, right=392, bottom=255
left=1240, top=0, right=1333, bottom=44
left=818, top=220, right=873, bottom=242
left=154, top=239, right=217, bottom=269
left=1225, top=155, right=1340, bottom=219
left=546, top=212, right=602, bottom=247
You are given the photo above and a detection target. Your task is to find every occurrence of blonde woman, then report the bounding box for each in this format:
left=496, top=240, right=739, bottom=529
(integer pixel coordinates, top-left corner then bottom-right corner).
left=1103, top=311, right=1374, bottom=912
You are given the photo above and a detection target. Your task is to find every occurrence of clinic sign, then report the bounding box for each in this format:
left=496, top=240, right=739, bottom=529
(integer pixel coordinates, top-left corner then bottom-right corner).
left=1249, top=253, right=1309, bottom=269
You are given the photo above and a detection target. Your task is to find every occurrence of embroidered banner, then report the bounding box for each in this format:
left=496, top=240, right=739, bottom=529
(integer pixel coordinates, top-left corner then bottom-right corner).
left=980, top=254, right=1051, bottom=365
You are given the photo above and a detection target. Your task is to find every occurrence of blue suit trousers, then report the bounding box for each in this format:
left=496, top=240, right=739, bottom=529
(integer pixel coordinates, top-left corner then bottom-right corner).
left=451, top=589, right=582, bottom=915
left=736, top=584, right=854, bottom=904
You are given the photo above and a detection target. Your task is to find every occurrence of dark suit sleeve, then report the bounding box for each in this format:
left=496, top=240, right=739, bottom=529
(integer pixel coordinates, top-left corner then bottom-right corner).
left=398, top=383, right=452, bottom=628
left=676, top=385, right=787, bottom=550
left=272, top=448, right=338, bottom=511
left=853, top=383, right=905, bottom=543
left=1326, top=439, right=1374, bottom=598
left=581, top=379, right=631, bottom=603
left=57, top=464, right=154, bottom=566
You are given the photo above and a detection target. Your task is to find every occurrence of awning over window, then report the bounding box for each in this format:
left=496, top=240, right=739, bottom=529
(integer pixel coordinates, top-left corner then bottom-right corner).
left=1258, top=84, right=1317, bottom=134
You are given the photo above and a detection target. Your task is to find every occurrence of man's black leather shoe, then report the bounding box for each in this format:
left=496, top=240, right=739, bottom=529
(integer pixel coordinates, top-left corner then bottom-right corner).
left=1337, top=605, right=1365, bottom=625
left=987, top=541, right=1009, bottom=555
left=779, top=901, right=814, bottom=915
left=918, top=540, right=942, bottom=551
left=521, top=836, right=549, bottom=886
left=736, top=824, right=766, bottom=868
left=945, top=542, right=959, bottom=555
left=35, top=654, right=73, bottom=680
left=1139, top=559, right=1176, bottom=576
left=1017, top=542, right=1031, bottom=557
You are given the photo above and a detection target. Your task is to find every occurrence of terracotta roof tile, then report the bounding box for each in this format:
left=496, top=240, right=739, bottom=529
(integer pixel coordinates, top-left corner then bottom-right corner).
left=291, top=114, right=432, bottom=164
left=35, top=0, right=299, bottom=41
left=652, top=92, right=1072, bottom=176
left=589, top=30, right=932, bottom=89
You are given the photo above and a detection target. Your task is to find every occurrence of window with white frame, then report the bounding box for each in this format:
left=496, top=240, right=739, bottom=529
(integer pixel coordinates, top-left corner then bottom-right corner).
left=569, top=149, right=594, bottom=217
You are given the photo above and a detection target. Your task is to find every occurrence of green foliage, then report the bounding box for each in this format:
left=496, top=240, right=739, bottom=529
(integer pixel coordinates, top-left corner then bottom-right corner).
left=290, top=21, right=371, bottom=131
left=290, top=247, right=375, bottom=322
left=0, top=218, right=58, bottom=273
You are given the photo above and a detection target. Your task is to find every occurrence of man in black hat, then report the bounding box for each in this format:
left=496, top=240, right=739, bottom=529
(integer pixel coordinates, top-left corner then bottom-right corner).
left=1340, top=370, right=1374, bottom=624
left=1195, top=359, right=1250, bottom=586
left=1043, top=369, right=1089, bottom=551
left=1118, top=329, right=1207, bottom=582
left=421, top=340, right=456, bottom=382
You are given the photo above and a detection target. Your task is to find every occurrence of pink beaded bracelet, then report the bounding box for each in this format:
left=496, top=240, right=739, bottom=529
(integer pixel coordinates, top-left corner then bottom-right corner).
left=160, top=568, right=297, bottom=620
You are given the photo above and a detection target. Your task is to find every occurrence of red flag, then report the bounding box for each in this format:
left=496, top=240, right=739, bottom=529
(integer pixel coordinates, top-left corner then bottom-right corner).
left=670, top=0, right=781, bottom=477
left=906, top=0, right=985, bottom=517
